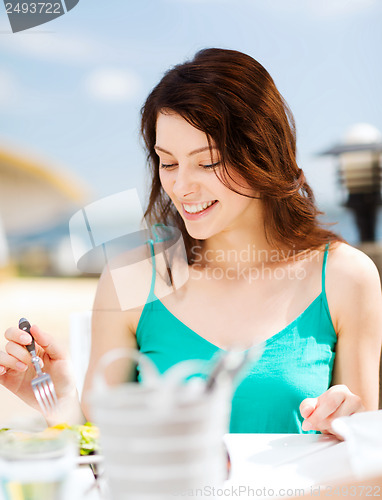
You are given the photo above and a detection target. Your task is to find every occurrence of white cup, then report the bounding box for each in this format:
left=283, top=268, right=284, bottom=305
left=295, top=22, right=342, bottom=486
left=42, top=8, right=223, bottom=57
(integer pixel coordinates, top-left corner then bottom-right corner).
left=89, top=349, right=231, bottom=499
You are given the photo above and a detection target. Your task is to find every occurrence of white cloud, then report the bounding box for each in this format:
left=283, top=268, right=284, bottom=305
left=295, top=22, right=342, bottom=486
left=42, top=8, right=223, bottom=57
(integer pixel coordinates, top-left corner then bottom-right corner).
left=83, top=68, right=141, bottom=102
left=0, top=32, right=107, bottom=65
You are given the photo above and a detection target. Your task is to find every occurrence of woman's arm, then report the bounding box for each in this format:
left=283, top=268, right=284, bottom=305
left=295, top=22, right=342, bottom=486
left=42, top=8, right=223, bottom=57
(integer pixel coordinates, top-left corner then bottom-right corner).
left=330, top=247, right=382, bottom=410
left=300, top=243, right=382, bottom=434
left=81, top=262, right=143, bottom=419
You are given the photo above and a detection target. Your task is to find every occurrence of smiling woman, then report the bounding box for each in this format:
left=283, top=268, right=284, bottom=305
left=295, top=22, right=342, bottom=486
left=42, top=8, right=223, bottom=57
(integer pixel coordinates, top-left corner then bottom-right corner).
left=136, top=48, right=382, bottom=433
left=1, top=48, right=382, bottom=437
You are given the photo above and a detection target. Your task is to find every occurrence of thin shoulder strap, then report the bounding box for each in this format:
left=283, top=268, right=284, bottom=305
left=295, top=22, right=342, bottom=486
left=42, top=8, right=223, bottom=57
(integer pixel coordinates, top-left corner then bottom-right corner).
left=321, top=242, right=330, bottom=294
left=146, top=239, right=157, bottom=300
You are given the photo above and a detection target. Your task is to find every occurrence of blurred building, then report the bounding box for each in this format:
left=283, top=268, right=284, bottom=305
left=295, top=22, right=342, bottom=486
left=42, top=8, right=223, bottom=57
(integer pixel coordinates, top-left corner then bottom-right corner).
left=0, top=145, right=91, bottom=276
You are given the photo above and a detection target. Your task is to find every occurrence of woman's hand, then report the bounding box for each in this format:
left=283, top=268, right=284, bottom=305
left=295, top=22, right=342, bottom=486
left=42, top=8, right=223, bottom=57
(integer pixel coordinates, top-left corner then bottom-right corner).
left=0, top=324, right=83, bottom=424
left=299, top=385, right=364, bottom=438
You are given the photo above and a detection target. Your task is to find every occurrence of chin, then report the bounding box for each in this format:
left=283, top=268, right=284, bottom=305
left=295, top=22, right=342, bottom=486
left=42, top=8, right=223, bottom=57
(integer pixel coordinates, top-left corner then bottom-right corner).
left=184, top=224, right=215, bottom=241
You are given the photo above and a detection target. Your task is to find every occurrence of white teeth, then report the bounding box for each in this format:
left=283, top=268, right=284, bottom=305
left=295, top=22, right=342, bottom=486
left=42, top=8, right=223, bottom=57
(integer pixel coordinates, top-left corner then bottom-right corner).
left=183, top=200, right=215, bottom=214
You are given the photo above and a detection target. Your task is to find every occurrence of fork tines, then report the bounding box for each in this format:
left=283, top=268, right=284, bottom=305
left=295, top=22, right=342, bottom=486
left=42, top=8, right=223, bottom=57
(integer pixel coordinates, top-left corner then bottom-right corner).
left=18, top=317, right=59, bottom=417
left=31, top=373, right=58, bottom=416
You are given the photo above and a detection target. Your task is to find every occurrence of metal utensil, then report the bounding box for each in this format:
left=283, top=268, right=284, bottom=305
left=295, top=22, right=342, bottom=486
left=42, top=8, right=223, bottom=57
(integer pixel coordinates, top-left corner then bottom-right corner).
left=19, top=318, right=58, bottom=416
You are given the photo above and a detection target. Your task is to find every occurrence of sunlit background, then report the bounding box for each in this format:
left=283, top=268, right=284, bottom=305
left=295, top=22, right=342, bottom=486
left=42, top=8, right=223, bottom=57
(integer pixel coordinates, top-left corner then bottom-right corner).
left=0, top=0, right=381, bottom=422
left=1, top=0, right=382, bottom=270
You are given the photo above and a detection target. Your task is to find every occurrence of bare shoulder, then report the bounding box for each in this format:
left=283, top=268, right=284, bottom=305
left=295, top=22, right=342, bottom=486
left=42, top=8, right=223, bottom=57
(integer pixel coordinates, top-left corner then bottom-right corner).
left=327, top=241, right=381, bottom=287
left=326, top=242, right=382, bottom=332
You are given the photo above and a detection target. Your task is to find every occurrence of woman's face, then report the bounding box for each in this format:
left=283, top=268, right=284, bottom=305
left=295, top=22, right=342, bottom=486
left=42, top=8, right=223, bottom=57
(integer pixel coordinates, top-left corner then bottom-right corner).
left=156, top=112, right=260, bottom=241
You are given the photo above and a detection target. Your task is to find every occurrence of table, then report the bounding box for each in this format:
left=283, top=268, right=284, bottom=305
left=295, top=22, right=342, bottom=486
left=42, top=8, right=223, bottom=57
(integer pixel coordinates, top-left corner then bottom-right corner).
left=224, top=433, right=353, bottom=497
left=0, top=434, right=355, bottom=500
left=79, top=433, right=355, bottom=499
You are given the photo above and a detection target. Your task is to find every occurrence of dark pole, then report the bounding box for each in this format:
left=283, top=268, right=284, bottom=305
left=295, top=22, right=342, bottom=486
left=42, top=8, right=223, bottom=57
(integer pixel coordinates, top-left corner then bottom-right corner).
left=346, top=193, right=380, bottom=242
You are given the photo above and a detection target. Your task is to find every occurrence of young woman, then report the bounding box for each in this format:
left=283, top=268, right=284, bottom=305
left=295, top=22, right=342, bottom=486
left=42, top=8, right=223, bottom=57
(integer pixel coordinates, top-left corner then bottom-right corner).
left=1, top=49, right=381, bottom=434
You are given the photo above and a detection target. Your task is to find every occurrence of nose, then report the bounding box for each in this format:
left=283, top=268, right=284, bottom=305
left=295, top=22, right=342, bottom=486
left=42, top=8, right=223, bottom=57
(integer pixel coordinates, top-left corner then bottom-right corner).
left=172, top=165, right=199, bottom=199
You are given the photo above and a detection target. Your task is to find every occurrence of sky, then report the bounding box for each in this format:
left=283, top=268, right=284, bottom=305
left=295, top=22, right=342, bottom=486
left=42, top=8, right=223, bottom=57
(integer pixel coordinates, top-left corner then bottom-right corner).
left=0, top=0, right=381, bottom=216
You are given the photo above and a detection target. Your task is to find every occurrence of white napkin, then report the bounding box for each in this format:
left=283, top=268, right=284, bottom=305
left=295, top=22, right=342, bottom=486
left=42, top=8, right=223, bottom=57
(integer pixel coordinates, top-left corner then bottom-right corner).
left=331, top=410, right=382, bottom=480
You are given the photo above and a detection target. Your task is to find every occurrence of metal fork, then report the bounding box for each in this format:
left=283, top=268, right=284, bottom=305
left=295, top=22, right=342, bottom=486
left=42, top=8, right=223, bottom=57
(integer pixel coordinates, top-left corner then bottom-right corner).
left=19, top=318, right=58, bottom=416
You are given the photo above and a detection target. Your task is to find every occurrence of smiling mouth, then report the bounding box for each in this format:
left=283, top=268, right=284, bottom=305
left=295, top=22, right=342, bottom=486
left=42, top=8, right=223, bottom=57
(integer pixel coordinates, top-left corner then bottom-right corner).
left=183, top=200, right=218, bottom=214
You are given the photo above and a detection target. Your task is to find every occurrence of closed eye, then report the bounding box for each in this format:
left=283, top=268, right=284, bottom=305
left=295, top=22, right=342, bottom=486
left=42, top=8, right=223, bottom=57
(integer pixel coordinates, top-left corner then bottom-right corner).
left=159, top=161, right=221, bottom=170
left=201, top=161, right=221, bottom=169
left=160, top=163, right=178, bottom=169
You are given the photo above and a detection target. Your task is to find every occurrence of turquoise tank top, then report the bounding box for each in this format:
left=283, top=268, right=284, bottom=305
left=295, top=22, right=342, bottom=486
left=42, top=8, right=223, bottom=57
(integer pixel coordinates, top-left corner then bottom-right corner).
left=136, top=243, right=337, bottom=433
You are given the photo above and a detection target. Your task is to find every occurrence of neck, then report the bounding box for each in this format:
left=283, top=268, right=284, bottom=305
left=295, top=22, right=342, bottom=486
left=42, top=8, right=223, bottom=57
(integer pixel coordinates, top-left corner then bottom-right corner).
left=200, top=232, right=279, bottom=270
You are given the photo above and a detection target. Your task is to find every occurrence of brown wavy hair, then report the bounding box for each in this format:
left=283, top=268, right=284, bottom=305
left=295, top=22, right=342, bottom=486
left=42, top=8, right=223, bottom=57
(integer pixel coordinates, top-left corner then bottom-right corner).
left=141, top=48, right=342, bottom=263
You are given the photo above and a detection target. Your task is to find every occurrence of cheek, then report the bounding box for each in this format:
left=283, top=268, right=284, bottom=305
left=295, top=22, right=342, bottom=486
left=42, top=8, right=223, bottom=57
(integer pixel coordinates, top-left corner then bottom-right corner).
left=159, top=173, right=178, bottom=204
left=225, top=192, right=254, bottom=212
left=159, top=171, right=171, bottom=194
left=219, top=169, right=257, bottom=199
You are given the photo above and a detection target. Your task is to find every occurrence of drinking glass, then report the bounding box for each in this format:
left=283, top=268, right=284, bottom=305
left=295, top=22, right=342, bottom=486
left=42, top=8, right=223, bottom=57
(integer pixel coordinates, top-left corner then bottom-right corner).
left=0, top=430, right=76, bottom=500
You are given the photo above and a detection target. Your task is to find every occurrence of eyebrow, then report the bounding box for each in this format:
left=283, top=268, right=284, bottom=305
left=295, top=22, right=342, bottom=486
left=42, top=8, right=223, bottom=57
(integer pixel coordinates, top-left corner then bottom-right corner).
left=154, top=145, right=217, bottom=157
